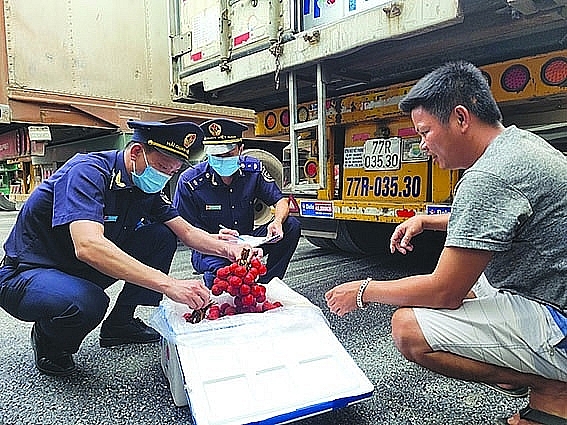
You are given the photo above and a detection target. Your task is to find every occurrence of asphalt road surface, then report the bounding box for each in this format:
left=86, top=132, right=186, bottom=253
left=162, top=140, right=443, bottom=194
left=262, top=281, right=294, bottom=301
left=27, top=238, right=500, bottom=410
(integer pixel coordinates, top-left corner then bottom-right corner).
left=0, top=210, right=526, bottom=425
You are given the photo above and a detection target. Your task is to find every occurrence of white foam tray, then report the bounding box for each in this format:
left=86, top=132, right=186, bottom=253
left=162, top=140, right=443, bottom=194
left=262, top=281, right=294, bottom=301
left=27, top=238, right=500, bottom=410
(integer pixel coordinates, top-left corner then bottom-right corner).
left=153, top=278, right=374, bottom=424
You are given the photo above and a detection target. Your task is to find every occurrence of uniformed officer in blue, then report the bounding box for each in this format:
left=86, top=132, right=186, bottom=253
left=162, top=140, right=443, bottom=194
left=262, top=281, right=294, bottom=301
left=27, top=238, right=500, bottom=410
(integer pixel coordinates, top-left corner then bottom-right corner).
left=0, top=120, right=257, bottom=377
left=173, top=118, right=301, bottom=288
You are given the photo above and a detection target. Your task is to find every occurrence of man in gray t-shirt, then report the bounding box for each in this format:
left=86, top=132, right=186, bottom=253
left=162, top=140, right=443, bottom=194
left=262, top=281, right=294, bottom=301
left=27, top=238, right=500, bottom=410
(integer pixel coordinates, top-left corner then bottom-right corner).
left=449, top=125, right=567, bottom=311
left=325, top=61, right=567, bottom=424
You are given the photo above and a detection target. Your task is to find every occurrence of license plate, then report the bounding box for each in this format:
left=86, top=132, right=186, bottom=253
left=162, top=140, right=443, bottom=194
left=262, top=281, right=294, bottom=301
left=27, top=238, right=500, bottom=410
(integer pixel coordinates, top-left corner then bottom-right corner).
left=363, top=137, right=401, bottom=171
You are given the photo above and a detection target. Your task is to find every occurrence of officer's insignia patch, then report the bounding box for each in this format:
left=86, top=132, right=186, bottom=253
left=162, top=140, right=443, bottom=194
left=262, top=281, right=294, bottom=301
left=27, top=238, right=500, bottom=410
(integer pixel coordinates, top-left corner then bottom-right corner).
left=208, top=122, right=222, bottom=137
left=114, top=170, right=126, bottom=188
left=261, top=165, right=275, bottom=183
left=205, top=205, right=222, bottom=211
left=184, top=133, right=197, bottom=148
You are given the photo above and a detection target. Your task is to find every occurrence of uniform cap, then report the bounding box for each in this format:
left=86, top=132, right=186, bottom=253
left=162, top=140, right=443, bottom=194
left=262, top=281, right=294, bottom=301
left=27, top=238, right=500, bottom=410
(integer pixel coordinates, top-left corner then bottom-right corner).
left=127, top=120, right=203, bottom=162
left=200, top=118, right=248, bottom=155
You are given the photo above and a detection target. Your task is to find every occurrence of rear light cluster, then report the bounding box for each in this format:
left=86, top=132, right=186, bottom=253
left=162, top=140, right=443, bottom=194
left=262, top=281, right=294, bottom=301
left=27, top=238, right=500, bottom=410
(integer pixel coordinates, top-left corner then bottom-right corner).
left=263, top=107, right=300, bottom=130
left=541, top=57, right=567, bottom=86
left=262, top=54, right=566, bottom=131
left=501, top=64, right=530, bottom=92
left=501, top=56, right=567, bottom=92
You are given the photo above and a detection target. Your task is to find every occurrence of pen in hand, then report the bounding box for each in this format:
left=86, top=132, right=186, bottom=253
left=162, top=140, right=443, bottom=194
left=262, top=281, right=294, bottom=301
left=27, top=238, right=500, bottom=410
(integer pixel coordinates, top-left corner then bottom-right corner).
left=219, top=224, right=244, bottom=241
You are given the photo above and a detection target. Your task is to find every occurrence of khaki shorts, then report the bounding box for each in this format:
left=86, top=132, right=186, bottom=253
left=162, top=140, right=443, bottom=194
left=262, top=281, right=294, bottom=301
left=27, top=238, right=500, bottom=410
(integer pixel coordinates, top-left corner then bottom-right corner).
left=413, top=274, right=567, bottom=382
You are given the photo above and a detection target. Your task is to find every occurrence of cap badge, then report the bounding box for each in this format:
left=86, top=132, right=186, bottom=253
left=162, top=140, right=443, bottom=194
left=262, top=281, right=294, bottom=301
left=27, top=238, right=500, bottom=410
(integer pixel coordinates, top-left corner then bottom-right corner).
left=184, top=133, right=197, bottom=148
left=209, top=122, right=222, bottom=137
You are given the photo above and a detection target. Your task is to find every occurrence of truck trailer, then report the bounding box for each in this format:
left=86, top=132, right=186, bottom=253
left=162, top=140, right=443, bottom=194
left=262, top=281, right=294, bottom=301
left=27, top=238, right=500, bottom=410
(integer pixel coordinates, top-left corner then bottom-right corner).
left=168, top=0, right=567, bottom=253
left=0, top=0, right=254, bottom=203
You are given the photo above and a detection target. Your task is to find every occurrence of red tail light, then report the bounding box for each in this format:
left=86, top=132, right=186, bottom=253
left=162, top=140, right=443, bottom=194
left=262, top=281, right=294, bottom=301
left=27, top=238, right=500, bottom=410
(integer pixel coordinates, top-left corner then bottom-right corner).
left=264, top=112, right=277, bottom=130
left=501, top=64, right=530, bottom=92
left=541, top=57, right=567, bottom=86
left=280, top=109, right=290, bottom=127
left=304, top=160, right=318, bottom=179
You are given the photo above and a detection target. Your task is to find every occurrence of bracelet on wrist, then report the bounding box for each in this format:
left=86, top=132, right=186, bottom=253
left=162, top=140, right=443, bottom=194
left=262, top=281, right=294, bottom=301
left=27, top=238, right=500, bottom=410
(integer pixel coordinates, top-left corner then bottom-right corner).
left=356, top=277, right=371, bottom=309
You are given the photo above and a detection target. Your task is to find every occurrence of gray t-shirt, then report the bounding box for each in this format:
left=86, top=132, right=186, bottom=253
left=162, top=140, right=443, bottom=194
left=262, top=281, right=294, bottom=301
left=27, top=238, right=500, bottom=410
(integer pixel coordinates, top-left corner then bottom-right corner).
left=446, top=125, right=567, bottom=312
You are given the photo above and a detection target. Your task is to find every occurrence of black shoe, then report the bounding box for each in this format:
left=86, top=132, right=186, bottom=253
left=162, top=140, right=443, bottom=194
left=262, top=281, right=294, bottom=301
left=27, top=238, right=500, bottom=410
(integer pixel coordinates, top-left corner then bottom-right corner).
left=99, top=317, right=161, bottom=348
left=31, top=324, right=76, bottom=376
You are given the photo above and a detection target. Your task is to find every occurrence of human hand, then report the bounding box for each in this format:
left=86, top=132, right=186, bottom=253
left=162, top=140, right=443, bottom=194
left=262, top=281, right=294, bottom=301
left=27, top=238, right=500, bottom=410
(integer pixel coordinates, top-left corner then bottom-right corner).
left=252, top=247, right=263, bottom=259
left=325, top=280, right=361, bottom=317
left=226, top=243, right=263, bottom=263
left=166, top=278, right=211, bottom=310
left=390, top=216, right=424, bottom=255
left=502, top=412, right=521, bottom=425
left=266, top=221, right=283, bottom=243
left=218, top=225, right=240, bottom=242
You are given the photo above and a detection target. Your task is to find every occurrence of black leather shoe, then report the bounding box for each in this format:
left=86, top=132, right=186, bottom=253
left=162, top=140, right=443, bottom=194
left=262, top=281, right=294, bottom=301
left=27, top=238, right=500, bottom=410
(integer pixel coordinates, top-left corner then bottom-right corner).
left=99, top=317, right=161, bottom=348
left=31, top=324, right=76, bottom=376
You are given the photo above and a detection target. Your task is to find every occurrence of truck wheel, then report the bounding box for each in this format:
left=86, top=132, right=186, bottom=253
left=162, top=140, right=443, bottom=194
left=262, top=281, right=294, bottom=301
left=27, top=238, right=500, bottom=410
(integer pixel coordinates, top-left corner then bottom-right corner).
left=305, top=236, right=337, bottom=251
left=340, top=221, right=393, bottom=254
left=242, top=149, right=283, bottom=227
left=331, top=221, right=367, bottom=255
left=303, top=221, right=388, bottom=254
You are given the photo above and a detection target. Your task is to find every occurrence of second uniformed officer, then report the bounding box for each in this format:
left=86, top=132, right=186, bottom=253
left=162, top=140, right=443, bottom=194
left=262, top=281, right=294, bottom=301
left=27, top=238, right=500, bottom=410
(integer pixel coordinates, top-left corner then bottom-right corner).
left=173, top=118, right=301, bottom=288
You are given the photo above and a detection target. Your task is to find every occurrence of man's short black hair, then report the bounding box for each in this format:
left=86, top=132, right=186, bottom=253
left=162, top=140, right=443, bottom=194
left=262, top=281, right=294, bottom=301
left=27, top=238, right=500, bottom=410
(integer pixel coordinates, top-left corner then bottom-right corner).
left=399, top=61, right=502, bottom=125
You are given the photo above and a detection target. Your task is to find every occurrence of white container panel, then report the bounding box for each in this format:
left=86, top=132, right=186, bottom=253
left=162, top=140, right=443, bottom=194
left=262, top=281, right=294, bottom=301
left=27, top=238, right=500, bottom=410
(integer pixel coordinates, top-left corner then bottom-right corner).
left=176, top=0, right=293, bottom=73
left=398, top=0, right=456, bottom=31
left=178, top=0, right=221, bottom=70
left=230, top=0, right=275, bottom=51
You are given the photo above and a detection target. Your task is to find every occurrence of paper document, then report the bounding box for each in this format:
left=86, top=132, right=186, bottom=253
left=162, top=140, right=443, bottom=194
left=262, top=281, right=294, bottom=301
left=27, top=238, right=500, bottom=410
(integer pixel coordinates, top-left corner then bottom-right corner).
left=237, top=234, right=282, bottom=247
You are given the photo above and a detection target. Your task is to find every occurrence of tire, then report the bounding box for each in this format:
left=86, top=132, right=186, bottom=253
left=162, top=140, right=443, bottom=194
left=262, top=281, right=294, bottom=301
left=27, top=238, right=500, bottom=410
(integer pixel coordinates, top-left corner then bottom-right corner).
left=332, top=221, right=367, bottom=255
left=242, top=149, right=283, bottom=227
left=341, top=221, right=393, bottom=254
left=333, top=220, right=444, bottom=259
left=305, top=236, right=338, bottom=251
left=304, top=221, right=391, bottom=255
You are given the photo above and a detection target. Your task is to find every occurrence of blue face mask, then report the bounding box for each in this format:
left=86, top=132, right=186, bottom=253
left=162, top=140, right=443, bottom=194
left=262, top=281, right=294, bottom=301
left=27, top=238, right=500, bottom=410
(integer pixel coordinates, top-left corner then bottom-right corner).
left=132, top=150, right=172, bottom=193
left=208, top=155, right=240, bottom=177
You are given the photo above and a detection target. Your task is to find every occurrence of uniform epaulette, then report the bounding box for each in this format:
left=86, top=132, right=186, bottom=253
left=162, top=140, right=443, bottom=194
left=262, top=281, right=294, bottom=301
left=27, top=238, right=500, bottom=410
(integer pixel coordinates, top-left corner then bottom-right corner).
left=240, top=156, right=262, bottom=173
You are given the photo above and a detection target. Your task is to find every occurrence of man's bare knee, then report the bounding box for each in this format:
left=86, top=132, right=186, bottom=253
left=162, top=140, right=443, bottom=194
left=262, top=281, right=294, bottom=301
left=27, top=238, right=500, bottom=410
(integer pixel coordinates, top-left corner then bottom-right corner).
left=391, top=308, right=430, bottom=363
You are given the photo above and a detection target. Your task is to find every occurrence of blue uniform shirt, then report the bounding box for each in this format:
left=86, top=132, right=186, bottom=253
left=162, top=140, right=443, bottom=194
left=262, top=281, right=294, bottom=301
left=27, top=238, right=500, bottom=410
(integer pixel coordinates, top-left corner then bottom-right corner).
left=3, top=150, right=178, bottom=276
left=173, top=156, right=283, bottom=235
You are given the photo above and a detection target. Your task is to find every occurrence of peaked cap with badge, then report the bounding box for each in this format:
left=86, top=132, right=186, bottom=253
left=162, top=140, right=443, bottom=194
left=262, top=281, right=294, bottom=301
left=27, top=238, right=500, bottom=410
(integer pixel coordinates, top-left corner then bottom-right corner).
left=127, top=120, right=204, bottom=163
left=200, top=118, right=248, bottom=155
